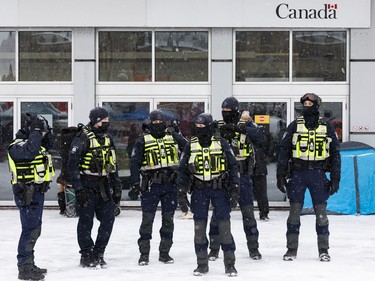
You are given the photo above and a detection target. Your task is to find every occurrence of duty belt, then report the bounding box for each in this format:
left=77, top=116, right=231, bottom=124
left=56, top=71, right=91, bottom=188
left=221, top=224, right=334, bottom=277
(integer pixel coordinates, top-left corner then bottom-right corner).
left=193, top=176, right=226, bottom=190
left=150, top=169, right=176, bottom=184
left=292, top=159, right=326, bottom=170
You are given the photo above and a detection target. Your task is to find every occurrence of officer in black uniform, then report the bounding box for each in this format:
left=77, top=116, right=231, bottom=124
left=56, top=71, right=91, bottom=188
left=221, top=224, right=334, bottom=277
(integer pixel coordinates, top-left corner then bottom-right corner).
left=129, top=109, right=187, bottom=266
left=277, top=93, right=341, bottom=262
left=67, top=107, right=122, bottom=269
left=207, top=97, right=265, bottom=261
left=8, top=114, right=54, bottom=281
left=177, top=113, right=240, bottom=277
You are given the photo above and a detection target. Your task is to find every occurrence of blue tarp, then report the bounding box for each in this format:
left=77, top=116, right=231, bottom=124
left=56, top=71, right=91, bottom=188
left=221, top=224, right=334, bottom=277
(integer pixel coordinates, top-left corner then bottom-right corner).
left=303, top=142, right=375, bottom=215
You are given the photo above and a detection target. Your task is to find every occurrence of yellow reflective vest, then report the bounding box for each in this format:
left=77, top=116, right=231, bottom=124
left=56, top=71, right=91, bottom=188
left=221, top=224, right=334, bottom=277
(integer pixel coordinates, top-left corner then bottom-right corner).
left=292, top=117, right=332, bottom=161
left=79, top=128, right=117, bottom=176
left=142, top=133, right=179, bottom=170
left=232, top=121, right=253, bottom=160
left=8, top=139, right=55, bottom=185
left=188, top=136, right=227, bottom=181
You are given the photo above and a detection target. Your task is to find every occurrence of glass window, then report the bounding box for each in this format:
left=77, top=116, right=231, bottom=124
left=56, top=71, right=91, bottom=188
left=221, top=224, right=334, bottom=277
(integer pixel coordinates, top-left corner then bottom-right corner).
left=0, top=101, right=14, bottom=161
left=155, top=31, right=208, bottom=81
left=102, top=102, right=150, bottom=181
left=157, top=101, right=205, bottom=139
left=294, top=101, right=343, bottom=142
left=99, top=31, right=152, bottom=82
left=19, top=31, right=72, bottom=81
left=292, top=31, right=347, bottom=81
left=0, top=32, right=15, bottom=81
left=235, top=31, right=289, bottom=82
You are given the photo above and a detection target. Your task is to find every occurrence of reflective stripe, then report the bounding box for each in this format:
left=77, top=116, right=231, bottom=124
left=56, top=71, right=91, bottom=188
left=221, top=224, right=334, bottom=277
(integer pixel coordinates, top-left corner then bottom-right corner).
left=8, top=139, right=55, bottom=184
left=188, top=137, right=226, bottom=181
left=79, top=128, right=116, bottom=176
left=292, top=117, right=331, bottom=161
left=142, top=133, right=179, bottom=170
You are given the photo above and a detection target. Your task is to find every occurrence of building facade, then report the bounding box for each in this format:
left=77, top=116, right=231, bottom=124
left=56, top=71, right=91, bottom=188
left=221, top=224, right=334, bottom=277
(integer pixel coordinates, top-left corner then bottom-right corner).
left=0, top=0, right=373, bottom=202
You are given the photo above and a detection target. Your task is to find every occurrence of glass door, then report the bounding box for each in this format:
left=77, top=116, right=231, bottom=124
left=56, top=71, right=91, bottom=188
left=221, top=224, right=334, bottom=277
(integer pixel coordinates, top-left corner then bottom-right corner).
left=238, top=99, right=289, bottom=202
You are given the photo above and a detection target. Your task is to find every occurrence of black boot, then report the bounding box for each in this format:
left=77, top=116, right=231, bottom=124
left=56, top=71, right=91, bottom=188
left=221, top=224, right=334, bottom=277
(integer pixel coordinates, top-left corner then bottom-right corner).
left=319, top=248, right=331, bottom=262
left=193, top=264, right=209, bottom=276
left=159, top=252, right=174, bottom=264
left=283, top=248, right=297, bottom=261
left=33, top=265, right=47, bottom=274
left=225, top=264, right=238, bottom=277
left=80, top=254, right=98, bottom=268
left=138, top=254, right=149, bottom=266
left=249, top=248, right=262, bottom=260
left=95, top=254, right=108, bottom=268
left=208, top=249, right=219, bottom=261
left=18, top=268, right=45, bottom=280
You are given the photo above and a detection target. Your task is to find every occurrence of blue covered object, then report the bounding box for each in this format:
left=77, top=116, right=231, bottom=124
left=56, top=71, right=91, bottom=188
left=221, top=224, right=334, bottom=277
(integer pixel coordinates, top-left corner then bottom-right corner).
left=303, top=142, right=375, bottom=215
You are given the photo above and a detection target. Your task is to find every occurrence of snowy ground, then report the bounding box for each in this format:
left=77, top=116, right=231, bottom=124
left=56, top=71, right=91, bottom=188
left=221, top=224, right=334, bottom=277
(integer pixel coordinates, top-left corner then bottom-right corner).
left=1, top=209, right=375, bottom=281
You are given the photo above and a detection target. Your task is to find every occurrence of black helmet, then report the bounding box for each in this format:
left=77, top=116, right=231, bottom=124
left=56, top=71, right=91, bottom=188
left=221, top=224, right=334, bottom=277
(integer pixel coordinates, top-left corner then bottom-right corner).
left=149, top=109, right=165, bottom=122
left=221, top=97, right=239, bottom=111
left=195, top=113, right=213, bottom=127
left=300, top=93, right=322, bottom=107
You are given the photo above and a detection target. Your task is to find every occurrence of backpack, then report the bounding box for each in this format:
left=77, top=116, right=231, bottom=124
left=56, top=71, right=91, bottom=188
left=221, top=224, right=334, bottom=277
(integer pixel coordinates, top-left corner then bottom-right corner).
left=58, top=123, right=85, bottom=184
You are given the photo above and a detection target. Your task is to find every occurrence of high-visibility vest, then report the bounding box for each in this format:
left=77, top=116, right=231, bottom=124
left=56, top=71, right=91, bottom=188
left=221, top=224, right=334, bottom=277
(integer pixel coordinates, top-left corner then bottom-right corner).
left=142, top=133, right=179, bottom=170
left=79, top=128, right=116, bottom=176
left=292, top=117, right=331, bottom=161
left=188, top=136, right=227, bottom=181
left=8, top=139, right=55, bottom=184
left=218, top=120, right=253, bottom=161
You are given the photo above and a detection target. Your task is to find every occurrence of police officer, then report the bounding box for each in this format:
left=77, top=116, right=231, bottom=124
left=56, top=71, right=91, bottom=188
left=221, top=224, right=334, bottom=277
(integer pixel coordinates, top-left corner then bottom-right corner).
left=177, top=113, right=240, bottom=277
left=277, top=93, right=341, bottom=262
left=67, top=107, right=122, bottom=268
left=208, top=97, right=265, bottom=261
left=129, top=109, right=187, bottom=266
left=8, top=114, right=54, bottom=280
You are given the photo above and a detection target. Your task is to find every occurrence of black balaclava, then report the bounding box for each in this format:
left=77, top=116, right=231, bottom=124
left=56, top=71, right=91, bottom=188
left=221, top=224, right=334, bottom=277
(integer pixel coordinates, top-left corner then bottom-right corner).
left=149, top=109, right=166, bottom=139
left=300, top=93, right=321, bottom=129
left=194, top=113, right=213, bottom=147
left=89, top=107, right=110, bottom=135
left=221, top=97, right=240, bottom=123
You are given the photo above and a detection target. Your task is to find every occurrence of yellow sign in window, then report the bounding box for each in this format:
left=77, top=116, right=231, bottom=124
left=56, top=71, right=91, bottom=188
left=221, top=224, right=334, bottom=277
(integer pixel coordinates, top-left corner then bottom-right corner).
left=254, top=115, right=270, bottom=124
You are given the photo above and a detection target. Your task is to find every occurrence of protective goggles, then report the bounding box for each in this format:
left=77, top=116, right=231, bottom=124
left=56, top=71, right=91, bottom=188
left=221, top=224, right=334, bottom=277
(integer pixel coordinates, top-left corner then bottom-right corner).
left=300, top=93, right=322, bottom=106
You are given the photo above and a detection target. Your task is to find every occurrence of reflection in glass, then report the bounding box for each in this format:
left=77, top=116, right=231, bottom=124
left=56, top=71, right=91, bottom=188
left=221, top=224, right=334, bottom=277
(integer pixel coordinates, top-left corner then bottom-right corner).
left=239, top=101, right=287, bottom=201
left=155, top=31, right=208, bottom=81
left=0, top=32, right=15, bottom=81
left=157, top=101, right=205, bottom=139
left=19, top=31, right=72, bottom=81
left=293, top=31, right=346, bottom=81
left=99, top=31, right=152, bottom=82
left=236, top=31, right=289, bottom=82
left=0, top=102, right=14, bottom=161
left=102, top=102, right=150, bottom=184
left=294, top=101, right=343, bottom=142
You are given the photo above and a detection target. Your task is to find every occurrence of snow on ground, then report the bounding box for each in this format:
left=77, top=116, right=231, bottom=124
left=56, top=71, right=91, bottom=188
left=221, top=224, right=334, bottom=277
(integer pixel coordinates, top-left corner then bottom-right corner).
left=1, top=209, right=375, bottom=281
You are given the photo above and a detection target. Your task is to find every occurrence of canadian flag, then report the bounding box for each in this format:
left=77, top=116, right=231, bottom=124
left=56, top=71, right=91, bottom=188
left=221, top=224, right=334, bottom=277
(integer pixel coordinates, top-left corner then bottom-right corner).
left=327, top=4, right=338, bottom=9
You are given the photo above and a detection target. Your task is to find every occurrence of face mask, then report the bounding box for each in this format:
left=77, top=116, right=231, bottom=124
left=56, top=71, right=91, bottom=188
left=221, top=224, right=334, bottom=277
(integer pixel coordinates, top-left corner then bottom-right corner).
left=150, top=123, right=166, bottom=138
left=195, top=127, right=212, bottom=147
left=302, top=106, right=318, bottom=117
left=92, top=122, right=110, bottom=135
left=222, top=111, right=239, bottom=123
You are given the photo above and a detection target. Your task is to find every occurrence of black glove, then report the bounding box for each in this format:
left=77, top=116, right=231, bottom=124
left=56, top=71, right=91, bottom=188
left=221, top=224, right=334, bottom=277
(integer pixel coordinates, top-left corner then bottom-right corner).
left=236, top=122, right=247, bottom=134
left=229, top=184, right=240, bottom=209
left=30, top=116, right=46, bottom=132
left=177, top=187, right=190, bottom=213
left=112, top=185, right=122, bottom=204
left=128, top=184, right=140, bottom=200
left=75, top=189, right=88, bottom=208
left=220, top=123, right=237, bottom=139
left=277, top=176, right=287, bottom=193
left=328, top=179, right=340, bottom=195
